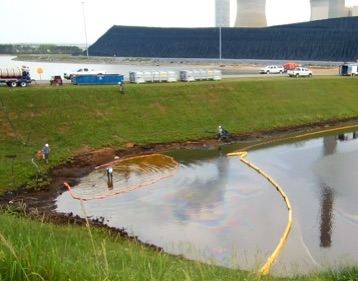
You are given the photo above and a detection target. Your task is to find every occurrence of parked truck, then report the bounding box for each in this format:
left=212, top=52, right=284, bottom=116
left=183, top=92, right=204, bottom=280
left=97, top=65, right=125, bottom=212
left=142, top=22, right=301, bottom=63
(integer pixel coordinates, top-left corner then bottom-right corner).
left=259, top=65, right=284, bottom=74
left=287, top=67, right=313, bottom=77
left=0, top=66, right=33, bottom=87
left=64, top=67, right=106, bottom=80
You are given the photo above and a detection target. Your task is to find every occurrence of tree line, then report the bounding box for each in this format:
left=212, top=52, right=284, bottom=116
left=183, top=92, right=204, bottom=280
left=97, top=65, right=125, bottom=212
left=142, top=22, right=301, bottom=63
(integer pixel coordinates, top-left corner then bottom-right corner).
left=0, top=44, right=83, bottom=55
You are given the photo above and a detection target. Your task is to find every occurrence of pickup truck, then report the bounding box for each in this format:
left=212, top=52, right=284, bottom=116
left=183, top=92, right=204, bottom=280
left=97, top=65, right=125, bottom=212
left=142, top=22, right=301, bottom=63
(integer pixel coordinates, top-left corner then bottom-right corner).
left=259, top=65, right=284, bottom=74
left=287, top=67, right=313, bottom=77
left=63, top=67, right=106, bottom=80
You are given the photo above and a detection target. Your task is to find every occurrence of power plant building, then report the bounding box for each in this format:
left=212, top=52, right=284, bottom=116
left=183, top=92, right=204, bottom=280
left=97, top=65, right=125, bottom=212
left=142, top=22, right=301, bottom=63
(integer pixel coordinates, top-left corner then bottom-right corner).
left=215, top=0, right=230, bottom=27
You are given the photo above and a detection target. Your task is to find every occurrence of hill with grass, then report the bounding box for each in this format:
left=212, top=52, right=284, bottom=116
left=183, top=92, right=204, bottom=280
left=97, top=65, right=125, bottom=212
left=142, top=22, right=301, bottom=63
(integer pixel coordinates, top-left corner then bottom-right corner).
left=88, top=17, right=358, bottom=62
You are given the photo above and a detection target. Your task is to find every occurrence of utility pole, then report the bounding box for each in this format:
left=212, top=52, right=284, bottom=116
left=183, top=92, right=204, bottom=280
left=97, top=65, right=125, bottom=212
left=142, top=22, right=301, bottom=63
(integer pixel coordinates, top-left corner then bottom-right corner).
left=81, top=2, right=89, bottom=57
left=219, top=0, right=222, bottom=59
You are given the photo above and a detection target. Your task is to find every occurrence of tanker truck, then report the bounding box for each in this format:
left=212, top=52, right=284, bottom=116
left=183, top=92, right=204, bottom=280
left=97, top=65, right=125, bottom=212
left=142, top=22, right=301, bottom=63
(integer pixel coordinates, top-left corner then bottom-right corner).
left=0, top=66, right=33, bottom=87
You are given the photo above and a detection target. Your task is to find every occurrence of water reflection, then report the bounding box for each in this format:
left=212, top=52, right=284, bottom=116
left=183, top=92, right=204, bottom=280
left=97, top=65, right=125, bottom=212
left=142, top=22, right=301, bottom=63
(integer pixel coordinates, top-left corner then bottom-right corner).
left=319, top=183, right=334, bottom=248
left=319, top=132, right=358, bottom=248
left=56, top=129, right=358, bottom=277
left=171, top=148, right=228, bottom=223
left=319, top=136, right=336, bottom=248
left=338, top=131, right=358, bottom=141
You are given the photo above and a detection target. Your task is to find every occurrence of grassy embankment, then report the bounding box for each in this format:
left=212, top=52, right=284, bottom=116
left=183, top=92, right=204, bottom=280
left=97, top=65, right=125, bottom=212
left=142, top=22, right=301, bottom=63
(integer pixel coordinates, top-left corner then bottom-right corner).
left=1, top=76, right=358, bottom=280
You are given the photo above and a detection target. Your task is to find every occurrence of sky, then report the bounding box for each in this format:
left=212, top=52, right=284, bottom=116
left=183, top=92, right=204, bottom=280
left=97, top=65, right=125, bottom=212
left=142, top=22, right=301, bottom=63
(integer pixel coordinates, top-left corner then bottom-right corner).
left=1, top=0, right=358, bottom=45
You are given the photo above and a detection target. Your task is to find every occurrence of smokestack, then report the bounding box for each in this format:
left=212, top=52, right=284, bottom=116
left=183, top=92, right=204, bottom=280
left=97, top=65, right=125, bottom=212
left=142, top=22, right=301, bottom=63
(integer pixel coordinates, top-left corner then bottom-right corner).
left=215, top=0, right=231, bottom=27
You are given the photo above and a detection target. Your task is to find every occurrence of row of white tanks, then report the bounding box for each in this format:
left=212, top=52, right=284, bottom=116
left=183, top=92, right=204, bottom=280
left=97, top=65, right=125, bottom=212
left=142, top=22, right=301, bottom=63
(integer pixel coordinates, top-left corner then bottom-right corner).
left=129, top=69, right=222, bottom=84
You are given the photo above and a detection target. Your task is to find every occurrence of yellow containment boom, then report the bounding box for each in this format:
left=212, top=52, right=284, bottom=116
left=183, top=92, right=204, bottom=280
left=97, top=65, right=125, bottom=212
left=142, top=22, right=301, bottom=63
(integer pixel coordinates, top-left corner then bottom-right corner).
left=226, top=150, right=292, bottom=275
left=227, top=124, right=358, bottom=275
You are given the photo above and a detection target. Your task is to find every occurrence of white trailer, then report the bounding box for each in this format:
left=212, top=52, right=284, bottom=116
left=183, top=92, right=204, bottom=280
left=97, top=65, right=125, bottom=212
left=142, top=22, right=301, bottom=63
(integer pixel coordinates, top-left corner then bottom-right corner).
left=339, top=63, right=358, bottom=76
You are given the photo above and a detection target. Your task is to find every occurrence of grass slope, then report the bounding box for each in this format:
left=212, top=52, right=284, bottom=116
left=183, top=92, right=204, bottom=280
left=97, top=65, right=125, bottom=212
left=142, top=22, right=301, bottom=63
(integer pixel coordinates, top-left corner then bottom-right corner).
left=1, top=77, right=358, bottom=191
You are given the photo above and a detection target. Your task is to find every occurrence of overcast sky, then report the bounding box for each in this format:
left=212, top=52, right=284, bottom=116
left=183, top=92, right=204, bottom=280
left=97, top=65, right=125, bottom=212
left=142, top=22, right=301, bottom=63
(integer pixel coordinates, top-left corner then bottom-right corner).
left=1, top=0, right=357, bottom=45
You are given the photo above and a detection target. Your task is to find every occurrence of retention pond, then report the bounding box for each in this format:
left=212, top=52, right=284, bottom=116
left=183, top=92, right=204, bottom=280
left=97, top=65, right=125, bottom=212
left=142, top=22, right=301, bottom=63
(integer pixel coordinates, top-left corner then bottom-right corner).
left=56, top=128, right=358, bottom=277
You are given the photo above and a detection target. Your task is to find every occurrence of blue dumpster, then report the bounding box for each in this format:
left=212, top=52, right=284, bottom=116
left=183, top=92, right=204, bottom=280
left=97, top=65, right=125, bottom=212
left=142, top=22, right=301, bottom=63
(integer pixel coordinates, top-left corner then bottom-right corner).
left=71, top=74, right=124, bottom=85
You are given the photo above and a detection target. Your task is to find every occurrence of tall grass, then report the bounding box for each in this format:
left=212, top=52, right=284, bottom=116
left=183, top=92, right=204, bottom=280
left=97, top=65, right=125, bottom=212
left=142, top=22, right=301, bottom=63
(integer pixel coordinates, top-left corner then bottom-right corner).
left=0, top=211, right=272, bottom=281
left=1, top=211, right=357, bottom=280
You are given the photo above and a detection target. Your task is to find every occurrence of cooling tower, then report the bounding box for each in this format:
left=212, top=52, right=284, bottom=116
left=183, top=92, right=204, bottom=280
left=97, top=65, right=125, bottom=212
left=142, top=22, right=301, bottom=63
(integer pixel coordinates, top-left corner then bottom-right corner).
left=215, top=0, right=230, bottom=27
left=234, top=0, right=267, bottom=27
left=310, top=0, right=346, bottom=21
left=230, top=0, right=351, bottom=28
left=328, top=0, right=346, bottom=18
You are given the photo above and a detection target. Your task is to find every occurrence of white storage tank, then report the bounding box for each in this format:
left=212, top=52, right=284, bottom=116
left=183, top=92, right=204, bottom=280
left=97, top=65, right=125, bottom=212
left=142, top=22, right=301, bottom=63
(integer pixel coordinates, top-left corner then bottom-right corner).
left=0, top=67, right=23, bottom=78
left=152, top=71, right=161, bottom=82
left=156, top=70, right=177, bottom=82
left=143, top=71, right=153, bottom=82
left=192, top=69, right=202, bottom=80
left=129, top=71, right=145, bottom=84
left=179, top=70, right=195, bottom=82
left=167, top=70, right=177, bottom=82
left=211, top=69, right=222, bottom=80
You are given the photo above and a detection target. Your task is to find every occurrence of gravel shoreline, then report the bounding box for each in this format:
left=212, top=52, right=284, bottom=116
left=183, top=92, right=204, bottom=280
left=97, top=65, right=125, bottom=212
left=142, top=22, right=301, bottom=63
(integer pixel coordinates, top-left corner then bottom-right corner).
left=13, top=55, right=339, bottom=76
left=11, top=55, right=339, bottom=84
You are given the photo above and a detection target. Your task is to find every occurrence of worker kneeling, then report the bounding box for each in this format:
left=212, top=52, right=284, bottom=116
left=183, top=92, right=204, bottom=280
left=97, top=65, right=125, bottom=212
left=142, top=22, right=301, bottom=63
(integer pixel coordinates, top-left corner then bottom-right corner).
left=217, top=125, right=232, bottom=141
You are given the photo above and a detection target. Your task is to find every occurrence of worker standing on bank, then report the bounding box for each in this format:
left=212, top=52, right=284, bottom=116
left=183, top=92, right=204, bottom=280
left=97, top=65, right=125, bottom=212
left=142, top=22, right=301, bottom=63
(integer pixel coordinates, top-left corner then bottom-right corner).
left=42, top=143, right=50, bottom=163
left=106, top=166, right=113, bottom=182
left=106, top=166, right=113, bottom=189
left=119, top=81, right=124, bottom=94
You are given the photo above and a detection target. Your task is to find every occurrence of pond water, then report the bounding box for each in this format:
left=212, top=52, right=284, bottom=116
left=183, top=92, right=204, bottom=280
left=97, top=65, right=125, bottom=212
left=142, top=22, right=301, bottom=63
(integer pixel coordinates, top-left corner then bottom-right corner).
left=55, top=129, right=358, bottom=277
